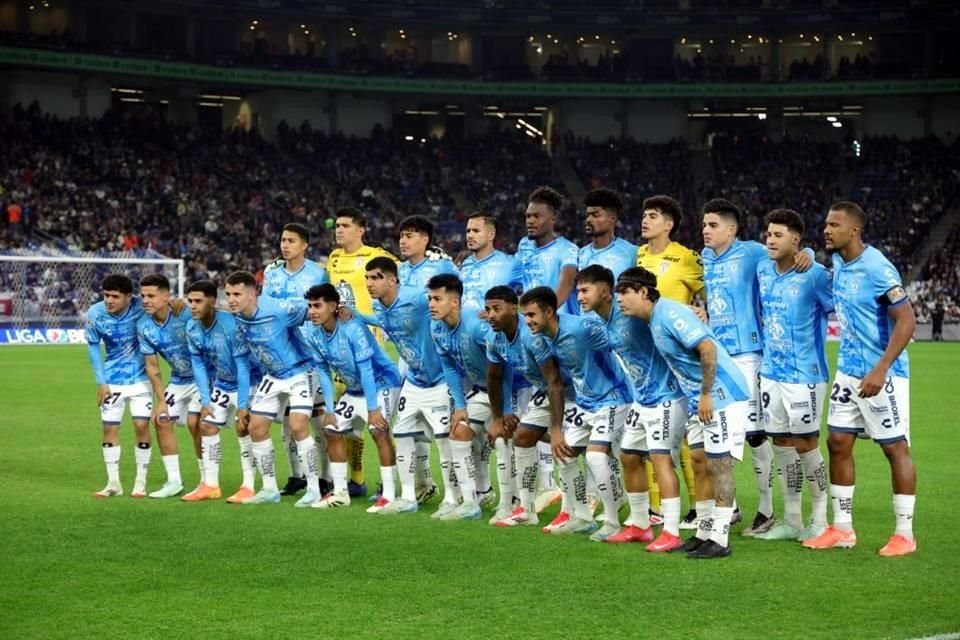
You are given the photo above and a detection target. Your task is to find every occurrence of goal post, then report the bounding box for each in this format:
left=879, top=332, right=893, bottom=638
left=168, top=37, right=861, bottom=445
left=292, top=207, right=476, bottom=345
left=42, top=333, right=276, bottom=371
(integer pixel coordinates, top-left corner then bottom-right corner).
left=0, top=251, right=185, bottom=345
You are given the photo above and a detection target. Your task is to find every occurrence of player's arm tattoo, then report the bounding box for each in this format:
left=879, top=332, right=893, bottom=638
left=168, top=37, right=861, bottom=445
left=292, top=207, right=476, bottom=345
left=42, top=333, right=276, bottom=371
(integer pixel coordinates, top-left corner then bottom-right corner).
left=707, top=456, right=735, bottom=508
left=144, top=354, right=165, bottom=400
left=696, top=339, right=717, bottom=397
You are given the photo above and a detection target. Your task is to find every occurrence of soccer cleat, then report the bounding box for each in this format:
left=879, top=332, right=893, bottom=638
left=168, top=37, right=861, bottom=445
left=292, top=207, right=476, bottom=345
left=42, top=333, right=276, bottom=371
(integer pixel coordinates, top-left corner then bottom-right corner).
left=367, top=483, right=384, bottom=503
left=679, top=509, right=700, bottom=530
left=440, top=501, right=483, bottom=521
left=878, top=534, right=917, bottom=557
left=379, top=498, right=419, bottom=515
left=646, top=531, right=684, bottom=553
left=755, top=521, right=801, bottom=541
left=366, top=496, right=390, bottom=514
left=225, top=486, right=255, bottom=504
left=687, top=539, right=732, bottom=559
left=533, top=488, right=563, bottom=514
left=648, top=509, right=664, bottom=526
left=604, top=524, right=655, bottom=544
left=731, top=507, right=743, bottom=525
left=431, top=501, right=458, bottom=520
left=550, top=517, right=599, bottom=536
left=311, top=490, right=350, bottom=509
left=488, top=506, right=514, bottom=526
left=318, top=479, right=333, bottom=497
left=802, top=526, right=857, bottom=550
left=242, top=489, right=282, bottom=505
left=279, top=476, right=307, bottom=496
left=495, top=506, right=540, bottom=528
left=796, top=523, right=827, bottom=542
left=181, top=484, right=221, bottom=502
left=590, top=523, right=622, bottom=542
left=416, top=482, right=439, bottom=505
left=741, top=512, right=776, bottom=537
left=295, top=490, right=322, bottom=508
left=347, top=480, right=367, bottom=498
left=542, top=511, right=571, bottom=533
left=131, top=484, right=147, bottom=499
left=682, top=536, right=707, bottom=553
left=149, top=481, right=184, bottom=499
left=93, top=484, right=123, bottom=498
left=477, top=488, right=498, bottom=509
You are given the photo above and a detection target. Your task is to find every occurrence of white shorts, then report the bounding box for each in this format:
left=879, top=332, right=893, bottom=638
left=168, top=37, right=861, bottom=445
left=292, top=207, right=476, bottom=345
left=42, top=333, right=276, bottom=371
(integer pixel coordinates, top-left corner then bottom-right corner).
left=519, top=388, right=578, bottom=432
left=686, top=401, right=747, bottom=461
left=732, top=352, right=763, bottom=436
left=100, top=382, right=152, bottom=425
left=761, top=378, right=826, bottom=438
left=163, top=382, right=202, bottom=426
left=250, top=372, right=315, bottom=420
left=465, top=387, right=492, bottom=432
left=563, top=404, right=629, bottom=450
left=828, top=371, right=910, bottom=445
left=625, top=398, right=690, bottom=456
left=393, top=380, right=453, bottom=441
left=327, top=388, right=400, bottom=439
left=203, top=387, right=244, bottom=428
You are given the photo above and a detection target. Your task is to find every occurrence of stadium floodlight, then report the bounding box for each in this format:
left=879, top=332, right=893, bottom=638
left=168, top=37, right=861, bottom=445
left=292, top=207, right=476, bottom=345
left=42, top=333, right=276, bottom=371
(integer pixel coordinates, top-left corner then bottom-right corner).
left=832, top=122, right=843, bottom=128
left=827, top=116, right=837, bottom=122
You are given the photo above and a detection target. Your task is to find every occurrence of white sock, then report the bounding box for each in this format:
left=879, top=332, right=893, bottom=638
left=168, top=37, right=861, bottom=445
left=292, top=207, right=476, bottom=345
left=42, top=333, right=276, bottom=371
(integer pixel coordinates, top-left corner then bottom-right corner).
left=251, top=439, right=278, bottom=493
left=586, top=451, right=619, bottom=527
left=312, top=425, right=331, bottom=483
left=773, top=444, right=803, bottom=528
left=436, top=437, right=460, bottom=504
left=514, top=445, right=538, bottom=513
left=197, top=457, right=205, bottom=485
left=296, top=437, right=320, bottom=495
left=473, top=435, right=492, bottom=495
left=893, top=494, right=915, bottom=539
left=282, top=422, right=303, bottom=478
left=237, top=435, right=255, bottom=489
left=799, top=448, right=828, bottom=526
left=831, top=484, right=855, bottom=531
left=607, top=455, right=625, bottom=506
left=557, top=457, right=590, bottom=520
left=395, top=437, right=417, bottom=502
left=493, top=438, right=515, bottom=510
left=450, top=439, right=478, bottom=504
left=627, top=491, right=651, bottom=529
left=710, top=506, right=734, bottom=547
left=161, top=454, right=181, bottom=486
left=200, top=435, right=221, bottom=488
left=537, top=440, right=555, bottom=490
left=752, top=439, right=775, bottom=517
left=102, top=444, right=120, bottom=486
left=415, top=441, right=432, bottom=487
left=134, top=443, right=151, bottom=487
left=695, top=499, right=716, bottom=541
left=330, top=461, right=348, bottom=494
left=380, top=465, right=397, bottom=502
left=662, top=496, right=681, bottom=536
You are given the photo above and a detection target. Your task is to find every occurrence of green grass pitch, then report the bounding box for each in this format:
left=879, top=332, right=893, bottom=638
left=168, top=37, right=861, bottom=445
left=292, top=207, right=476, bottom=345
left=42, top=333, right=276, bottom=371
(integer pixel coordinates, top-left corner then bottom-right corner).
left=0, top=344, right=958, bottom=639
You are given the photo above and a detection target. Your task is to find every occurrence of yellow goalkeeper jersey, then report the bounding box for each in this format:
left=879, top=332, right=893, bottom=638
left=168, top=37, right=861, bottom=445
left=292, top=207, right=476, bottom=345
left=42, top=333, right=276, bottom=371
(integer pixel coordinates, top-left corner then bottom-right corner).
left=326, top=245, right=399, bottom=316
left=636, top=241, right=705, bottom=304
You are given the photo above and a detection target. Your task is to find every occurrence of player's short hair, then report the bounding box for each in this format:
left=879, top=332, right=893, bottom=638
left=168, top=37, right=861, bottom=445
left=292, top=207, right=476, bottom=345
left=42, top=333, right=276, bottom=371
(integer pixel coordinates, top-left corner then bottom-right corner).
left=830, top=201, right=867, bottom=228
left=282, top=222, right=310, bottom=243
left=574, top=264, right=615, bottom=289
left=519, top=286, right=558, bottom=313
left=187, top=280, right=218, bottom=298
left=583, top=188, right=624, bottom=216
left=398, top=215, right=435, bottom=244
left=642, top=195, right=683, bottom=236
left=766, top=208, right=805, bottom=236
left=140, top=273, right=170, bottom=291
left=484, top=286, right=518, bottom=306
left=225, top=271, right=258, bottom=288
left=335, top=206, right=367, bottom=227
left=427, top=273, right=463, bottom=298
left=616, top=267, right=661, bottom=302
left=529, top=186, right=564, bottom=214
left=101, top=274, right=134, bottom=294
left=305, top=283, right=339, bottom=303
left=365, top=256, right=398, bottom=277
left=702, top=198, right=741, bottom=226
left=466, top=211, right=497, bottom=232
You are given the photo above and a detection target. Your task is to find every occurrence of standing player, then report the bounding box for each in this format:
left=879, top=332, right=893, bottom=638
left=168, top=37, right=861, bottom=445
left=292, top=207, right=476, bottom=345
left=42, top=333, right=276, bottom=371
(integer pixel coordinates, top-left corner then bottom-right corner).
left=86, top=274, right=152, bottom=498
left=137, top=274, right=196, bottom=499
left=224, top=271, right=322, bottom=507
left=513, top=186, right=579, bottom=314
left=460, top=212, right=520, bottom=313
left=398, top=215, right=458, bottom=289
left=184, top=280, right=257, bottom=504
left=755, top=209, right=833, bottom=541
left=617, top=266, right=751, bottom=558
left=804, top=202, right=917, bottom=556
left=578, top=188, right=638, bottom=280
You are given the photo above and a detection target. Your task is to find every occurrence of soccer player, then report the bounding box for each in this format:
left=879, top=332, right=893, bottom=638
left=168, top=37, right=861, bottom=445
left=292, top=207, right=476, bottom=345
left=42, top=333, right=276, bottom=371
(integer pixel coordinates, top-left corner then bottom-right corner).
left=262, top=222, right=331, bottom=499
left=617, top=266, right=751, bottom=558
left=362, top=257, right=453, bottom=515
left=804, top=202, right=917, bottom=556
left=460, top=212, right=519, bottom=313
left=224, top=271, right=322, bottom=507
left=86, top=274, right=152, bottom=498
left=302, top=284, right=402, bottom=511
left=327, top=208, right=400, bottom=496
left=576, top=265, right=688, bottom=550
left=398, top=215, right=458, bottom=289
left=755, top=209, right=833, bottom=541
left=137, top=273, right=197, bottom=499
left=520, top=286, right=634, bottom=541
left=184, top=280, right=258, bottom=504
left=578, top=188, right=638, bottom=280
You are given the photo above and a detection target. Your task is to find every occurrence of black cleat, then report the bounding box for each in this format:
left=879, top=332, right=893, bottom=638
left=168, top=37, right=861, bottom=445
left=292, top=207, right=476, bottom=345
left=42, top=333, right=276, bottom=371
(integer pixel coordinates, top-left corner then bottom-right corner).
left=318, top=478, right=333, bottom=497
left=682, top=536, right=706, bottom=553
left=687, top=539, right=732, bottom=559
left=741, top=511, right=775, bottom=537
left=279, top=476, right=307, bottom=496
left=679, top=508, right=699, bottom=530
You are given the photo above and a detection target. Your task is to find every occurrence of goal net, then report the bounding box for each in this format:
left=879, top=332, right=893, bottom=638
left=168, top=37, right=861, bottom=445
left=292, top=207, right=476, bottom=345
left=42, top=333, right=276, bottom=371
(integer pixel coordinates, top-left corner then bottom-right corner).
left=0, top=249, right=185, bottom=345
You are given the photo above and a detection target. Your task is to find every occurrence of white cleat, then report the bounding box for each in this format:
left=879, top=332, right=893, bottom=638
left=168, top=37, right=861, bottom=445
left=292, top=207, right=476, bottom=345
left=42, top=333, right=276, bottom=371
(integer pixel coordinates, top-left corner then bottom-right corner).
left=311, top=490, right=350, bottom=509
left=415, top=483, right=439, bottom=505
left=431, top=501, right=458, bottom=520
left=488, top=505, right=514, bottom=525
left=477, top=489, right=498, bottom=509
left=550, top=516, right=599, bottom=536
left=131, top=483, right=147, bottom=499
left=295, top=490, right=322, bottom=508
left=590, top=522, right=622, bottom=542
left=440, top=500, right=482, bottom=521
left=148, top=481, right=183, bottom=499
left=534, top=488, right=562, bottom=514
left=495, top=506, right=540, bottom=528
left=93, top=484, right=123, bottom=498
left=378, top=498, right=418, bottom=515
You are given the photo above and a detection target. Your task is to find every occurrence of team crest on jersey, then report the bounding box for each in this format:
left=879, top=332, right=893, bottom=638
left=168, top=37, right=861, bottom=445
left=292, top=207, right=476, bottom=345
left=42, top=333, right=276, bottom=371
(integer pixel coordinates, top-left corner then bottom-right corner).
left=355, top=257, right=365, bottom=267
left=789, top=285, right=800, bottom=298
left=767, top=319, right=786, bottom=341
left=708, top=294, right=728, bottom=316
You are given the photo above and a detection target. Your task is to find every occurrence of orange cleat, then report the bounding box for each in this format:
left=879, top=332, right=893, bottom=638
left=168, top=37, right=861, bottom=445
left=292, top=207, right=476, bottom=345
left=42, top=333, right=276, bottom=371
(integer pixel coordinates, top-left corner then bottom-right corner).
left=225, top=486, right=256, bottom=504
left=604, top=524, right=655, bottom=544
left=541, top=511, right=570, bottom=534
left=93, top=484, right=123, bottom=499
left=878, top=534, right=917, bottom=557
left=802, top=525, right=857, bottom=549
left=181, top=484, right=222, bottom=502
left=646, top=531, right=684, bottom=553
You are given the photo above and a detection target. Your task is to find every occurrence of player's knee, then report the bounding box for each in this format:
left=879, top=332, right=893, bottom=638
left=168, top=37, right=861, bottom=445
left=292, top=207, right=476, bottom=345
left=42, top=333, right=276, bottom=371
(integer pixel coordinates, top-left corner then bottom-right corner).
left=879, top=439, right=910, bottom=461
left=826, top=433, right=854, bottom=456
left=619, top=453, right=645, bottom=472
left=772, top=435, right=792, bottom=448
left=514, top=428, right=539, bottom=448
left=746, top=433, right=767, bottom=448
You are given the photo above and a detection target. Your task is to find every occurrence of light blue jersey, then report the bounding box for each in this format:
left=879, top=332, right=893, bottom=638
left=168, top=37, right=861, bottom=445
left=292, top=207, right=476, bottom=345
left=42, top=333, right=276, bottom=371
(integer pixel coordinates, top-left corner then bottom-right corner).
left=532, top=314, right=633, bottom=411
left=649, top=299, right=750, bottom=411
left=432, top=312, right=507, bottom=412
left=757, top=260, right=834, bottom=384
left=486, top=324, right=535, bottom=394
left=305, top=317, right=402, bottom=412
left=461, top=250, right=520, bottom=312
left=578, top=237, right=639, bottom=280
left=702, top=240, right=767, bottom=356
left=262, top=259, right=329, bottom=301
left=234, top=297, right=312, bottom=380
left=371, top=286, right=445, bottom=388
left=832, top=246, right=910, bottom=379
left=85, top=298, right=147, bottom=386
left=399, top=256, right=458, bottom=291
left=598, top=304, right=683, bottom=406
left=513, top=236, right=580, bottom=314
left=137, top=307, right=194, bottom=385
left=186, top=310, right=253, bottom=408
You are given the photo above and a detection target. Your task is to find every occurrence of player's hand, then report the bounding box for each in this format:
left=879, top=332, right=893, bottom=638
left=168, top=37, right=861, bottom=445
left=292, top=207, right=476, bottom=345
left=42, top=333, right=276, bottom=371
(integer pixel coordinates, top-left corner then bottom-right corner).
left=236, top=409, right=250, bottom=429
left=453, top=250, right=471, bottom=268
left=793, top=251, right=814, bottom=273
left=698, top=393, right=714, bottom=424
left=503, top=413, right=519, bottom=436
left=368, top=409, right=389, bottom=432
left=451, top=409, right=469, bottom=436
left=200, top=405, right=215, bottom=423
left=551, top=429, right=575, bottom=463
left=152, top=402, right=173, bottom=427
left=97, top=384, right=111, bottom=406
left=691, top=305, right=708, bottom=323
left=170, top=298, right=187, bottom=315
left=488, top=418, right=506, bottom=445
left=858, top=366, right=887, bottom=398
